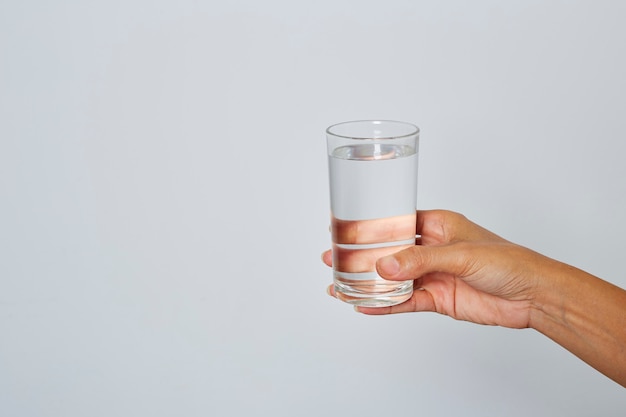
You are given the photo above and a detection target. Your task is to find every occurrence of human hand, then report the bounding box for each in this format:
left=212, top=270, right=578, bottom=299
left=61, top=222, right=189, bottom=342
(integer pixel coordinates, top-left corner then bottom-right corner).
left=325, top=209, right=626, bottom=386
left=323, top=210, right=553, bottom=329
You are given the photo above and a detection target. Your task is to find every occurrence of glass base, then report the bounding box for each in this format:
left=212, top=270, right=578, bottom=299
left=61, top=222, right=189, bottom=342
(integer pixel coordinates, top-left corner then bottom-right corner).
left=334, top=278, right=413, bottom=307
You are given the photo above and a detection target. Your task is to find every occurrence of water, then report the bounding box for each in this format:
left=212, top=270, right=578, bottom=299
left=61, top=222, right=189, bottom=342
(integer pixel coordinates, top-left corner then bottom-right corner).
left=329, top=144, right=418, bottom=307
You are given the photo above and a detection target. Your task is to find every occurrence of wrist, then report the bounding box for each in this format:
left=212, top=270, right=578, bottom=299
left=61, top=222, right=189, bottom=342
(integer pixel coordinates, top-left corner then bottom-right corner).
left=527, top=255, right=574, bottom=332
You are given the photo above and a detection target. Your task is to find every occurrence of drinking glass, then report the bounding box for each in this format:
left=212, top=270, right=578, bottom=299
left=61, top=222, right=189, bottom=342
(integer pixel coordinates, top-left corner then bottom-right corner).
left=326, top=120, right=419, bottom=307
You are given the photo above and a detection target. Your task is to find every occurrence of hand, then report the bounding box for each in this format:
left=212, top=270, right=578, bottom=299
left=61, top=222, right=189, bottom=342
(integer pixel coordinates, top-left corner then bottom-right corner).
left=323, top=210, right=552, bottom=329
left=324, top=209, right=626, bottom=387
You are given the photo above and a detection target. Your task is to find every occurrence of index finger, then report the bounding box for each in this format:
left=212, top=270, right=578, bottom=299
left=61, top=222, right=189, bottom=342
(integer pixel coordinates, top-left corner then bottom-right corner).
left=332, top=213, right=417, bottom=245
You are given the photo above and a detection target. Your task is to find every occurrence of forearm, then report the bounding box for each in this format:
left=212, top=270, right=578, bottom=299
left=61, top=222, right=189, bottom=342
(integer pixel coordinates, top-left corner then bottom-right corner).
left=529, top=258, right=626, bottom=387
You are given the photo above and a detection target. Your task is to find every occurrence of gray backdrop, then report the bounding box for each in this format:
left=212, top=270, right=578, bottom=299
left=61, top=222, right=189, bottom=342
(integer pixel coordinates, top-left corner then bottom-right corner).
left=1, top=1, right=625, bottom=416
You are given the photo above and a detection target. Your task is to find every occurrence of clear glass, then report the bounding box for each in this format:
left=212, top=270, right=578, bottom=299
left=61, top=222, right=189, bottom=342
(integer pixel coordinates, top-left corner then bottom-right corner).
left=326, top=120, right=419, bottom=307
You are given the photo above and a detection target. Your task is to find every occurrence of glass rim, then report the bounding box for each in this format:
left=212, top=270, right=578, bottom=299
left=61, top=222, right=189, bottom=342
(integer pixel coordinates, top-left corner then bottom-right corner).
left=326, top=120, right=420, bottom=140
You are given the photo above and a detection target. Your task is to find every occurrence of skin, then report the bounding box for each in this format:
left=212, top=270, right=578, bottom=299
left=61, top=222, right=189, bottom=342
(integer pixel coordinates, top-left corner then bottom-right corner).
left=323, top=210, right=626, bottom=387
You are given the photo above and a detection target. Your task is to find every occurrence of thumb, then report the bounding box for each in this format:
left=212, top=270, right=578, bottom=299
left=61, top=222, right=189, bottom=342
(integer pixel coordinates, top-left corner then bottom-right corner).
left=376, top=243, right=472, bottom=281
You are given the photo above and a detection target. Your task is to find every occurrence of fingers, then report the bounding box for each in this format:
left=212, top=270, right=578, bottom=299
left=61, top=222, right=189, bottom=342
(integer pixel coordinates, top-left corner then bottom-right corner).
left=328, top=212, right=417, bottom=274
left=332, top=213, right=416, bottom=244
left=323, top=210, right=500, bottom=271
left=326, top=284, right=335, bottom=297
left=416, top=209, right=506, bottom=245
left=322, top=250, right=332, bottom=267
left=324, top=210, right=503, bottom=316
left=415, top=210, right=447, bottom=245
left=332, top=243, right=414, bottom=273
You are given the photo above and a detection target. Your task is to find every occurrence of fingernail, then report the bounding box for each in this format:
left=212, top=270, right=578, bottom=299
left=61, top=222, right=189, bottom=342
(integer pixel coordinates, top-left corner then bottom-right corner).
left=378, top=256, right=400, bottom=276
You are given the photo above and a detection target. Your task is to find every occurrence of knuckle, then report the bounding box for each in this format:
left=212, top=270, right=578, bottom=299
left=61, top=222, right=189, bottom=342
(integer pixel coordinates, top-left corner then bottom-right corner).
left=400, top=246, right=430, bottom=276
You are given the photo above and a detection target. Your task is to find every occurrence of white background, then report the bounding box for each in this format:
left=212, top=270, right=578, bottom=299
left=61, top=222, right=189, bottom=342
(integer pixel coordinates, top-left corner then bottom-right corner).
left=1, top=1, right=625, bottom=416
